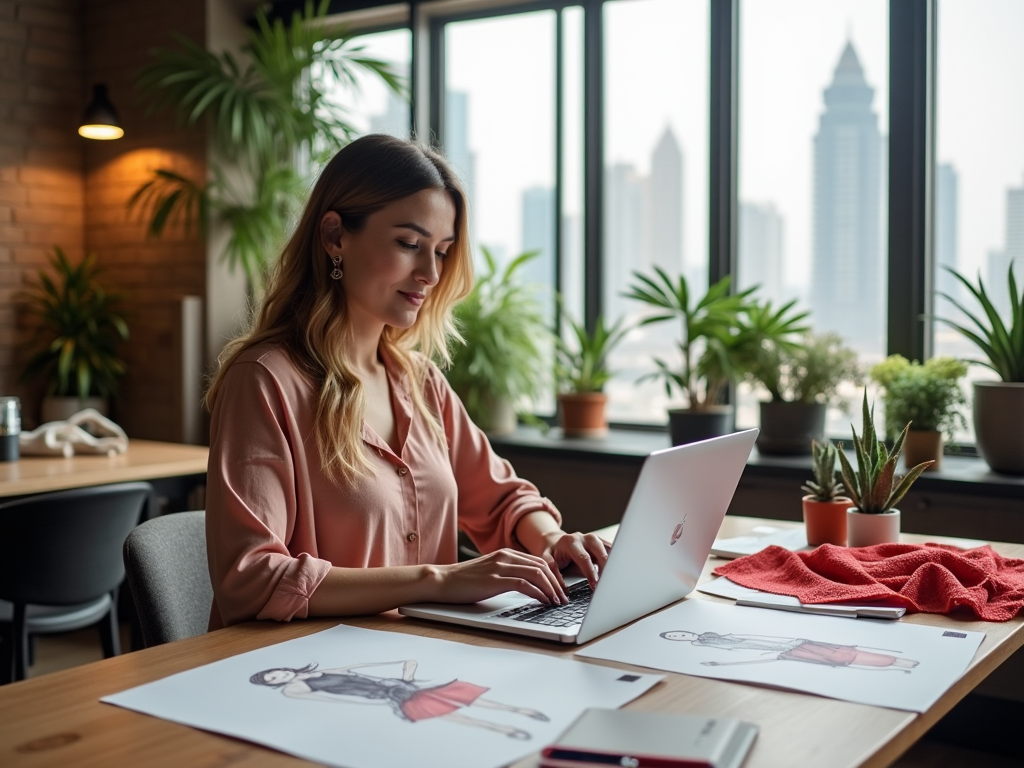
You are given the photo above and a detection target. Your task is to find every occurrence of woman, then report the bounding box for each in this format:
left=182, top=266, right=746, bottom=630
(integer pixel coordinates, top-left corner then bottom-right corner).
left=250, top=660, right=547, bottom=739
left=205, top=134, right=608, bottom=629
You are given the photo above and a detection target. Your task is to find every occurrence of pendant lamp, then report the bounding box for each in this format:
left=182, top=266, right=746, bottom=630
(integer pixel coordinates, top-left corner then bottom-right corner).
left=78, top=84, right=124, bottom=140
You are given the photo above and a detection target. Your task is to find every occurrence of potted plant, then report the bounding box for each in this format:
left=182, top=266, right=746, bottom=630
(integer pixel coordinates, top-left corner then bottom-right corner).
left=21, top=247, right=129, bottom=422
left=747, top=331, right=861, bottom=455
left=800, top=440, right=851, bottom=546
left=446, top=248, right=548, bottom=434
left=869, top=355, right=968, bottom=471
left=937, top=264, right=1024, bottom=474
left=624, top=268, right=808, bottom=445
left=554, top=312, right=628, bottom=438
left=836, top=393, right=934, bottom=547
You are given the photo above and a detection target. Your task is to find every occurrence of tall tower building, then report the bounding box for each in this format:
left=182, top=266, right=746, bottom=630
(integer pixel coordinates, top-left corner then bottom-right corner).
left=739, top=202, right=784, bottom=301
left=645, top=126, right=684, bottom=274
left=810, top=41, right=884, bottom=354
left=444, top=91, right=476, bottom=243
left=604, top=163, right=644, bottom=322
left=520, top=186, right=556, bottom=290
left=988, top=177, right=1024, bottom=319
left=933, top=163, right=960, bottom=322
left=369, top=88, right=410, bottom=139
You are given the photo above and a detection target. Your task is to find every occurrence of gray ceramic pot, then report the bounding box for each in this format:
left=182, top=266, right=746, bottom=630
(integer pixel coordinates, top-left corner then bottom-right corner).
left=756, top=401, right=826, bottom=456
left=973, top=381, right=1024, bottom=475
left=667, top=406, right=734, bottom=446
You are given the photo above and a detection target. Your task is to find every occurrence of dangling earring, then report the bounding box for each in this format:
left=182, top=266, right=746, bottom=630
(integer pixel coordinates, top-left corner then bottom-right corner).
left=330, top=254, right=343, bottom=280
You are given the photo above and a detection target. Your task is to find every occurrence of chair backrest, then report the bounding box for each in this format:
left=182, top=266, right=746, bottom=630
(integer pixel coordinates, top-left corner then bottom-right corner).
left=123, top=510, right=212, bottom=647
left=0, top=482, right=152, bottom=605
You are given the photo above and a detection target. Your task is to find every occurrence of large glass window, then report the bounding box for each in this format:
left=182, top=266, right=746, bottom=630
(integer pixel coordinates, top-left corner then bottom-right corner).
left=737, top=0, right=889, bottom=434
left=603, top=0, right=709, bottom=424
left=934, top=0, right=1024, bottom=443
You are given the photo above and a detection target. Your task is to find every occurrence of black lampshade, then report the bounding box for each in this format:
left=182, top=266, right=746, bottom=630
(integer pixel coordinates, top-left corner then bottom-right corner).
left=78, top=83, right=124, bottom=140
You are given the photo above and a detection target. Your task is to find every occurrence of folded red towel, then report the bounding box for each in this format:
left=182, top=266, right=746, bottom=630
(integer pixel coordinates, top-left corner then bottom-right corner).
left=713, top=543, right=1024, bottom=622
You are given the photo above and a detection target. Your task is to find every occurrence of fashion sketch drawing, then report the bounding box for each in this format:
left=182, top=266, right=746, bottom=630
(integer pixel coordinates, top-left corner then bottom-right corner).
left=660, top=631, right=920, bottom=671
left=250, top=660, right=549, bottom=739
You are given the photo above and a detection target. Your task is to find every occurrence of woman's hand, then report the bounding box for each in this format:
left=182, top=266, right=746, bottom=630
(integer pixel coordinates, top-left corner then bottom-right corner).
left=433, top=549, right=569, bottom=605
left=536, top=531, right=610, bottom=590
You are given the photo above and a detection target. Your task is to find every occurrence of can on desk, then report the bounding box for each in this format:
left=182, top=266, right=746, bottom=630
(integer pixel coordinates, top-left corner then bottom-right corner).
left=0, top=397, right=20, bottom=462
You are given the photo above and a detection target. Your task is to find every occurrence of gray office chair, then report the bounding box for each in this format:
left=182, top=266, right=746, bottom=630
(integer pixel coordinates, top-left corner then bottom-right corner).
left=0, top=482, right=153, bottom=683
left=123, top=510, right=213, bottom=648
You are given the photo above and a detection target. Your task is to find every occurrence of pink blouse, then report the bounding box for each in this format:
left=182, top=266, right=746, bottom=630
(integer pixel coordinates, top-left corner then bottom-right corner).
left=205, top=342, right=561, bottom=629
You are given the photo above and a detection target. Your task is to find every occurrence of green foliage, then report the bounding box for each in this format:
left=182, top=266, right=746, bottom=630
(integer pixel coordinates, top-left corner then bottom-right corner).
left=801, top=439, right=847, bottom=502
left=623, top=268, right=809, bottom=410
left=21, top=247, right=129, bottom=400
left=836, top=393, right=934, bottom=514
left=555, top=313, right=628, bottom=394
left=870, top=354, right=968, bottom=439
left=446, top=249, right=549, bottom=427
left=748, top=331, right=861, bottom=405
left=128, top=0, right=405, bottom=291
left=937, top=263, right=1024, bottom=382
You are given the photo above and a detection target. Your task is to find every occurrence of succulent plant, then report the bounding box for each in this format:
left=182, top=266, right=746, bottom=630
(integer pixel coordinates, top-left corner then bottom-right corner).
left=836, top=393, right=934, bottom=514
left=801, top=439, right=847, bottom=502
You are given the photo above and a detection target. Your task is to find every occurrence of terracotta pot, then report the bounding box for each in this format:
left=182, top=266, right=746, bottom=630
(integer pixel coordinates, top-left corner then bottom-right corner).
left=757, top=402, right=827, bottom=456
left=973, top=381, right=1024, bottom=475
left=902, top=429, right=942, bottom=471
left=847, top=507, right=901, bottom=547
left=802, top=495, right=851, bottom=546
left=667, top=406, right=734, bottom=446
left=558, top=392, right=608, bottom=438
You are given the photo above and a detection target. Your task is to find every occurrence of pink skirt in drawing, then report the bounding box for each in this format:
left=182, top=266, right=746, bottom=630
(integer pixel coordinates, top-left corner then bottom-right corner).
left=401, top=680, right=490, bottom=722
left=780, top=641, right=897, bottom=667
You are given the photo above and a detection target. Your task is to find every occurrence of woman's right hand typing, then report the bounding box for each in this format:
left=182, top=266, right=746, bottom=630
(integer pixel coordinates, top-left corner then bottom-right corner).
left=430, top=549, right=569, bottom=606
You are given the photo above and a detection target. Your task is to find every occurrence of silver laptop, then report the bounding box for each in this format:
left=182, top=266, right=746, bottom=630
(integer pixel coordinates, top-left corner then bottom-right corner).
left=399, top=428, right=758, bottom=644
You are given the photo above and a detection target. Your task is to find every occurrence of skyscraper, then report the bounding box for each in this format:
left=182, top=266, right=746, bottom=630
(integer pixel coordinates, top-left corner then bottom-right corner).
left=810, top=41, right=884, bottom=354
left=739, top=202, right=784, bottom=301
left=604, top=162, right=644, bottom=321
left=933, top=163, right=960, bottom=322
left=520, top=186, right=556, bottom=291
left=444, top=90, right=476, bottom=243
left=987, top=177, right=1024, bottom=319
left=369, top=87, right=410, bottom=139
left=645, top=126, right=684, bottom=274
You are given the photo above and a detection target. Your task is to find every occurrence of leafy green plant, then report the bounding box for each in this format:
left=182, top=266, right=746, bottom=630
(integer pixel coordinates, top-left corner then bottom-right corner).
left=623, top=268, right=808, bottom=410
left=446, top=248, right=548, bottom=428
left=937, top=263, right=1024, bottom=382
left=555, top=313, right=628, bottom=394
left=801, top=440, right=847, bottom=502
left=869, top=355, right=968, bottom=439
left=748, top=331, right=861, bottom=405
left=836, top=393, right=934, bottom=514
left=128, top=0, right=403, bottom=291
left=21, top=247, right=129, bottom=399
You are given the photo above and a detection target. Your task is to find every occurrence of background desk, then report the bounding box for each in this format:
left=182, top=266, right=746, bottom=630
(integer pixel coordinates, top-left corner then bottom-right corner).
left=0, top=517, right=1021, bottom=768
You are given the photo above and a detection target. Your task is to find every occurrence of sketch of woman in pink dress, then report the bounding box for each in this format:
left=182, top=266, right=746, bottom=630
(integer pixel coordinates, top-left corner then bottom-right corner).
left=659, top=631, right=919, bottom=671
left=250, top=660, right=548, bottom=739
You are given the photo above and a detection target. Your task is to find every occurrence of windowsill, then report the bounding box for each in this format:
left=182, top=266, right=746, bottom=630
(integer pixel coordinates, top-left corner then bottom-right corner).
left=489, top=426, right=1024, bottom=497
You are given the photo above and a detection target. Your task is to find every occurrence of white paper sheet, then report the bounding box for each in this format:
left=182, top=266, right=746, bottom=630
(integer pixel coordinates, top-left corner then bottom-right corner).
left=577, top=599, right=984, bottom=712
left=103, top=624, right=662, bottom=768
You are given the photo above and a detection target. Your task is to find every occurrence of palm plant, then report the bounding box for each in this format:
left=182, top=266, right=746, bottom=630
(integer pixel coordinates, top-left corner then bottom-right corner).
left=801, top=440, right=847, bottom=502
left=555, top=313, right=629, bottom=394
left=128, top=0, right=404, bottom=291
left=446, top=249, right=548, bottom=430
left=836, top=393, right=934, bottom=514
left=937, top=263, right=1024, bottom=382
left=21, top=247, right=129, bottom=400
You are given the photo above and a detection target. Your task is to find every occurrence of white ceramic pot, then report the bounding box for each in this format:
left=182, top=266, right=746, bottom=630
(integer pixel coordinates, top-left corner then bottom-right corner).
left=846, top=507, right=901, bottom=547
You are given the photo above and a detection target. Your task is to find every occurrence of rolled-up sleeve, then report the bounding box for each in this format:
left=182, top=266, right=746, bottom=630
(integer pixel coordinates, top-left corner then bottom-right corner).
left=206, top=362, right=332, bottom=626
left=427, top=365, right=561, bottom=553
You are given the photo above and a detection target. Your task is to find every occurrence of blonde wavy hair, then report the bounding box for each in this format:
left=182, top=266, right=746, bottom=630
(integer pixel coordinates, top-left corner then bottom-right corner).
left=205, top=135, right=473, bottom=482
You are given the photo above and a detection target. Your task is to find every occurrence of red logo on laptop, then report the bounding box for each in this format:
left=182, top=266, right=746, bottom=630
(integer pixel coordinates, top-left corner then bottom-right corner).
left=670, top=515, right=687, bottom=545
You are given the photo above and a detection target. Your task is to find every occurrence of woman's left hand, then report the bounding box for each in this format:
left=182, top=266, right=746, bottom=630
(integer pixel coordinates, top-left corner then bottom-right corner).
left=537, top=531, right=610, bottom=590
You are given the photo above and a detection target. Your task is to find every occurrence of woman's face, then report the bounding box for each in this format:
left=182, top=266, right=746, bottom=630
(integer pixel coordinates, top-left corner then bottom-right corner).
left=322, top=189, right=456, bottom=334
left=662, top=631, right=698, bottom=642
left=263, top=669, right=296, bottom=685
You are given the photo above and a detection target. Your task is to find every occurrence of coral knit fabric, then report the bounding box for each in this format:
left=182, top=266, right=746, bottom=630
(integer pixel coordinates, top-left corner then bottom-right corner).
left=713, top=543, right=1024, bottom=622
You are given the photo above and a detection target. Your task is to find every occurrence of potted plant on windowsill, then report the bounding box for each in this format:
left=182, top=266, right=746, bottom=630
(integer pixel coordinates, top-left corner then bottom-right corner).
left=747, top=331, right=861, bottom=455
left=554, top=312, right=628, bottom=438
left=837, top=393, right=934, bottom=547
left=801, top=439, right=851, bottom=546
left=869, top=355, right=968, bottom=471
left=624, top=268, right=808, bottom=445
left=21, top=247, right=129, bottom=424
left=937, top=264, right=1024, bottom=475
left=446, top=248, right=548, bottom=434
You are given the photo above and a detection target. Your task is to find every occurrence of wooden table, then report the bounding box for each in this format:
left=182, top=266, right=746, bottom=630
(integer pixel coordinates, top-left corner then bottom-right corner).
left=1, top=516, right=1021, bottom=768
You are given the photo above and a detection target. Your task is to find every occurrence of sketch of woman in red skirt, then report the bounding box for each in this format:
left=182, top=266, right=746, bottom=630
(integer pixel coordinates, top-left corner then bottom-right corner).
left=250, top=660, right=548, bottom=739
left=659, top=631, right=919, bottom=671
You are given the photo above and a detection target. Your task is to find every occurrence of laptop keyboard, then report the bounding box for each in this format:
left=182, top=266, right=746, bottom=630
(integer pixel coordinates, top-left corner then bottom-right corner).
left=495, top=580, right=594, bottom=628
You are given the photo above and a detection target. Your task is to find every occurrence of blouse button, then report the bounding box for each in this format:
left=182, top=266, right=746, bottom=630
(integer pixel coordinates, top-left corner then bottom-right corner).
left=397, top=467, right=408, bottom=477
left=406, top=531, right=419, bottom=543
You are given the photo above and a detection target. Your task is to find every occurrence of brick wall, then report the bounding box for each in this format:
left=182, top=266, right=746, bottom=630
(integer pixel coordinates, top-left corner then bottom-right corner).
left=0, top=0, right=86, bottom=416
